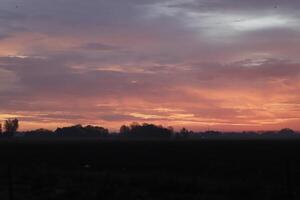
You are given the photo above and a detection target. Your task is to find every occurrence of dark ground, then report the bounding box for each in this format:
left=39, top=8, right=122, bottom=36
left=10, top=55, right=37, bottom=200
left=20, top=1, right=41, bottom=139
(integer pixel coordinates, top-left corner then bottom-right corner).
left=0, top=139, right=300, bottom=199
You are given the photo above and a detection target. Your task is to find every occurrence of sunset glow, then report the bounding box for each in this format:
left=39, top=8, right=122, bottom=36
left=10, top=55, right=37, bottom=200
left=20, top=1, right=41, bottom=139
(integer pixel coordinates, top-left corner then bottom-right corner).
left=0, top=0, right=300, bottom=131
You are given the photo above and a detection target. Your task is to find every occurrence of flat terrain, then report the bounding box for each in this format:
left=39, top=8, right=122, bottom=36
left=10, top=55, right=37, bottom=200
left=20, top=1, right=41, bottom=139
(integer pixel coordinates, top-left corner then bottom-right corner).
left=0, top=139, right=300, bottom=199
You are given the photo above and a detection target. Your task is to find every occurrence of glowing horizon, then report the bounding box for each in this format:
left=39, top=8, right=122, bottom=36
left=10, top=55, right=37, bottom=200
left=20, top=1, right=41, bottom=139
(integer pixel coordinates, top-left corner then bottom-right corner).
left=1, top=0, right=300, bottom=132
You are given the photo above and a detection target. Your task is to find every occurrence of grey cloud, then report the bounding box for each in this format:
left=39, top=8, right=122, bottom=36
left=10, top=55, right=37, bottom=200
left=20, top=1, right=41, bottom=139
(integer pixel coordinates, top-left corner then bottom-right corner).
left=0, top=68, right=18, bottom=91
left=0, top=9, right=25, bottom=20
left=81, top=43, right=121, bottom=51
left=188, top=58, right=300, bottom=80
left=173, top=0, right=300, bottom=14
left=1, top=55, right=299, bottom=104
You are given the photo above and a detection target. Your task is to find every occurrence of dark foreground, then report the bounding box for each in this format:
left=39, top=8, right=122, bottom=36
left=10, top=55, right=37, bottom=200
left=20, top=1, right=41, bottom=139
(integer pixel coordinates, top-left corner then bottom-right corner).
left=0, top=139, right=300, bottom=200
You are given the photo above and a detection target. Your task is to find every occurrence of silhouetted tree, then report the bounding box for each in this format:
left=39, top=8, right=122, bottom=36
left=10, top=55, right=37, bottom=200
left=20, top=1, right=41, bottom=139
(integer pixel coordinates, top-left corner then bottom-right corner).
left=167, top=126, right=174, bottom=134
left=176, top=127, right=190, bottom=139
left=84, top=125, right=109, bottom=137
left=55, top=124, right=85, bottom=137
left=4, top=118, right=19, bottom=136
left=120, top=125, right=130, bottom=136
left=130, top=122, right=140, bottom=130
left=278, top=128, right=296, bottom=136
left=120, top=122, right=173, bottom=139
left=195, top=130, right=222, bottom=139
left=55, top=124, right=108, bottom=138
left=24, top=128, right=55, bottom=138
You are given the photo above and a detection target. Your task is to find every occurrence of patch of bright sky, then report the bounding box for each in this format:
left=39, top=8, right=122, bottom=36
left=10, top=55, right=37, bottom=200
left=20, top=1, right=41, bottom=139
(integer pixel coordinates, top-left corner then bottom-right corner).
left=144, top=1, right=298, bottom=40
left=188, top=13, right=295, bottom=36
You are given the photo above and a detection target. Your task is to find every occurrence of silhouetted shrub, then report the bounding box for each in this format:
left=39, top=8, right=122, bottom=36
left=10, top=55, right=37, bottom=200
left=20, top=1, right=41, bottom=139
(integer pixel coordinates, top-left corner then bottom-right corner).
left=119, top=123, right=173, bottom=139
left=55, top=125, right=109, bottom=138
left=175, top=128, right=192, bottom=139
left=278, top=128, right=296, bottom=136
left=24, top=129, right=55, bottom=138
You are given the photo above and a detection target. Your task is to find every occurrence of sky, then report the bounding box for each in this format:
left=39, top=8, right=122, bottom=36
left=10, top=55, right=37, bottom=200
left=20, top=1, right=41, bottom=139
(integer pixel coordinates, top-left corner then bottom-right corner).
left=0, top=0, right=300, bottom=131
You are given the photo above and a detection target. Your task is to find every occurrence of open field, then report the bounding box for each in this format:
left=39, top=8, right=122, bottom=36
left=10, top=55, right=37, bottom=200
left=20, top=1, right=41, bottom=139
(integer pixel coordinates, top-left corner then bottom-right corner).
left=0, top=139, right=300, bottom=199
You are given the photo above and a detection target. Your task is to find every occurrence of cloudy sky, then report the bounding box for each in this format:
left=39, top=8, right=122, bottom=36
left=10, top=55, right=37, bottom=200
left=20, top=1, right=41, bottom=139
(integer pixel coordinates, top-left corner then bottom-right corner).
left=0, top=0, right=300, bottom=131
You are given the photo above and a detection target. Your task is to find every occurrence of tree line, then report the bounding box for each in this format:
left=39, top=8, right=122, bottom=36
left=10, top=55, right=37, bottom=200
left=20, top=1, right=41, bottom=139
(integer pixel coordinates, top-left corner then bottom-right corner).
left=0, top=118, right=299, bottom=139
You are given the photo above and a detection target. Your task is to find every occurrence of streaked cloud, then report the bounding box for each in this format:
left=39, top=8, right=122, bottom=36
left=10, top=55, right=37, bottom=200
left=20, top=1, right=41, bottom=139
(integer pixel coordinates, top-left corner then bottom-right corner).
left=0, top=0, right=299, bottom=131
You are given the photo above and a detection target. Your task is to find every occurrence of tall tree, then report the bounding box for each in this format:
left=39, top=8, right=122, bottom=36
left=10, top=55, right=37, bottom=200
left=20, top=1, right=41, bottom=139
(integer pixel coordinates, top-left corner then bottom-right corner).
left=4, top=118, right=19, bottom=135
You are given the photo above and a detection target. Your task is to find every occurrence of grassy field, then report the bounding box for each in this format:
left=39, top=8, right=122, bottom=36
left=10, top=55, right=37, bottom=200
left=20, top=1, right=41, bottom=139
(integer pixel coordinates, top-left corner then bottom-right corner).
left=0, top=139, right=300, bottom=199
